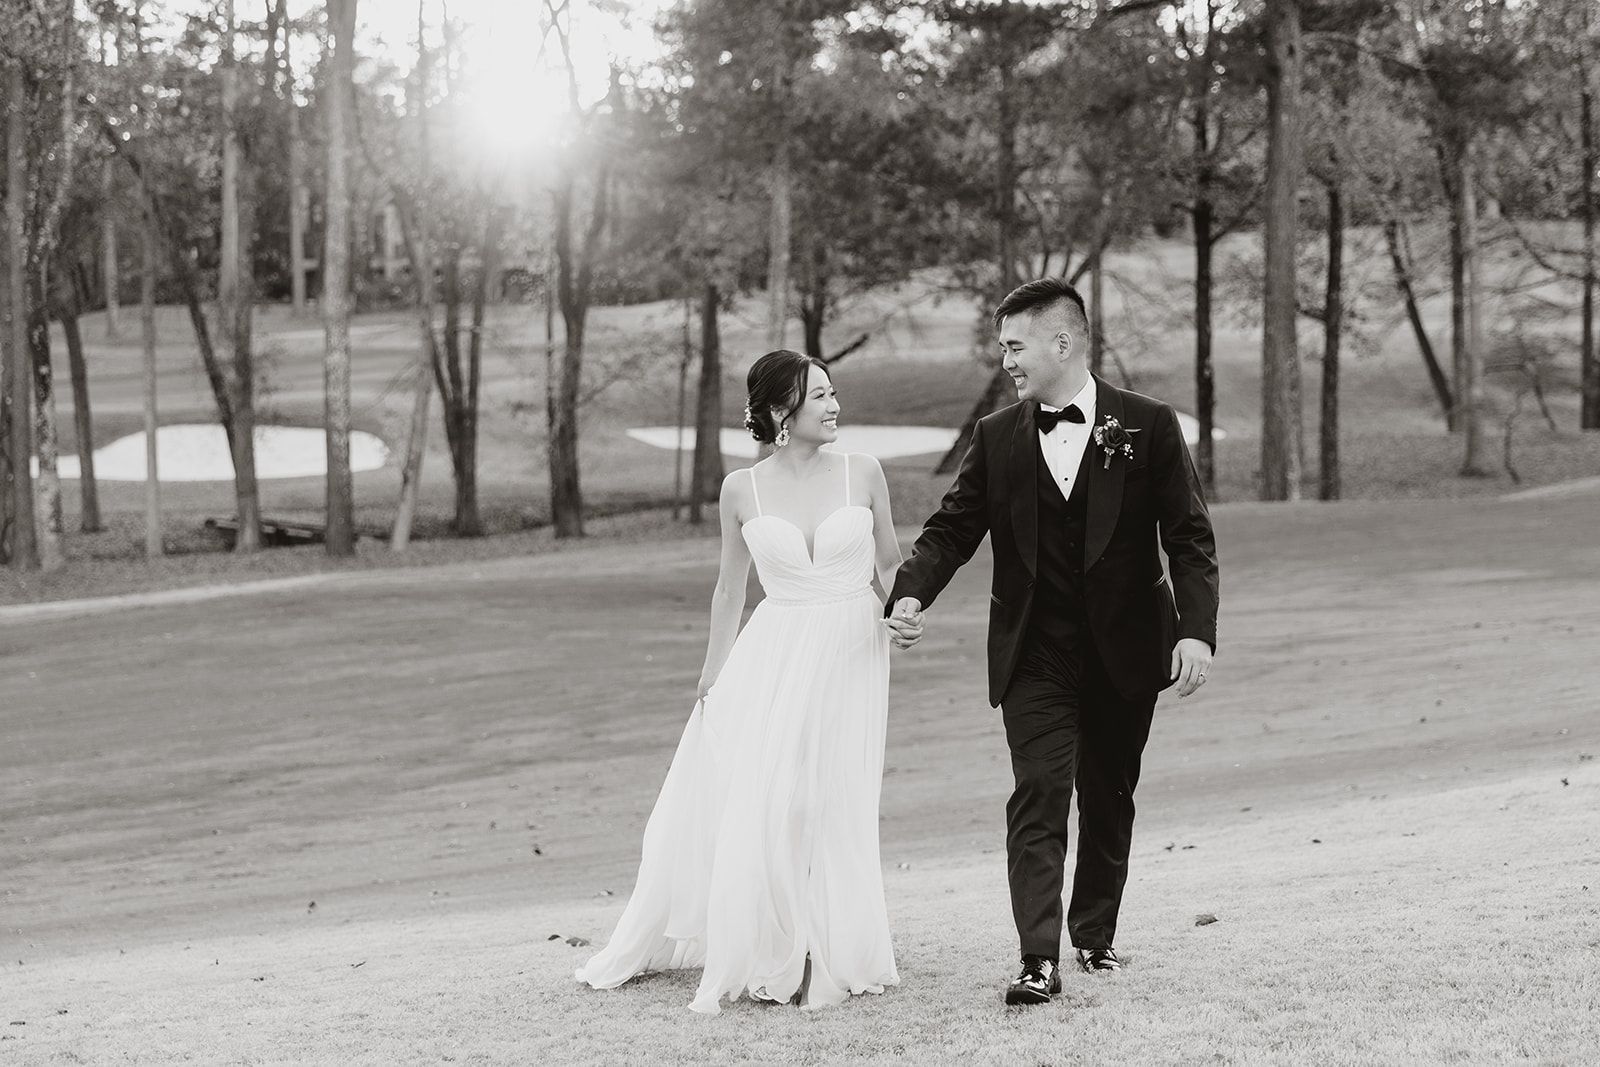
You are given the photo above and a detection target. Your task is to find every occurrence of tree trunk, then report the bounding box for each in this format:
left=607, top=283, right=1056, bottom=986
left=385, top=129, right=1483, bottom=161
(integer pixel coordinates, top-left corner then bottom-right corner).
left=60, top=291, right=101, bottom=531
left=455, top=210, right=497, bottom=538
left=286, top=26, right=308, bottom=315
left=798, top=236, right=827, bottom=358
left=1444, top=145, right=1465, bottom=434
left=1259, top=0, right=1302, bottom=502
left=1459, top=147, right=1487, bottom=475
left=29, top=288, right=65, bottom=571
left=234, top=142, right=261, bottom=548
left=1383, top=218, right=1454, bottom=419
left=996, top=56, right=1019, bottom=295
left=25, top=0, right=85, bottom=572
left=435, top=246, right=462, bottom=476
left=1089, top=187, right=1105, bottom=377
left=1320, top=180, right=1342, bottom=501
left=220, top=0, right=261, bottom=551
left=141, top=204, right=161, bottom=555
left=219, top=0, right=242, bottom=450
left=690, top=281, right=724, bottom=525
left=102, top=159, right=120, bottom=338
left=801, top=305, right=823, bottom=362
left=766, top=75, right=791, bottom=350
left=0, top=343, right=8, bottom=566
left=935, top=35, right=1026, bottom=480
left=674, top=293, right=692, bottom=520
left=1191, top=84, right=1217, bottom=494
left=391, top=0, right=434, bottom=550
left=390, top=315, right=433, bottom=550
left=935, top=365, right=1012, bottom=477
left=229, top=268, right=262, bottom=552
left=3, top=59, right=38, bottom=570
left=548, top=149, right=610, bottom=539
left=548, top=281, right=584, bottom=539
left=1193, top=203, right=1216, bottom=494
left=322, top=0, right=357, bottom=556
left=1582, top=58, right=1598, bottom=430
left=97, top=63, right=244, bottom=462
left=543, top=245, right=557, bottom=523
left=176, top=257, right=236, bottom=449
left=264, top=0, right=285, bottom=81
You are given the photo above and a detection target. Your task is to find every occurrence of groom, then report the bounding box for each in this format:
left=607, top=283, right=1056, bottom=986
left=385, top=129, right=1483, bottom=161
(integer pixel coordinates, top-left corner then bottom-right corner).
left=886, top=278, right=1219, bottom=1006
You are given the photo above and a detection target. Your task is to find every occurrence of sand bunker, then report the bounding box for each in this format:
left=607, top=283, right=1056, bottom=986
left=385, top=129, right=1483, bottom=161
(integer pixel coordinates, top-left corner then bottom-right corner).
left=627, top=426, right=957, bottom=461
left=34, top=424, right=390, bottom=482
left=628, top=414, right=1220, bottom=461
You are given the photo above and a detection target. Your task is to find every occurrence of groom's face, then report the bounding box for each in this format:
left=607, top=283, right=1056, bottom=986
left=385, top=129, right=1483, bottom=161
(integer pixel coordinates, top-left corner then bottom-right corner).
left=998, top=310, right=1074, bottom=403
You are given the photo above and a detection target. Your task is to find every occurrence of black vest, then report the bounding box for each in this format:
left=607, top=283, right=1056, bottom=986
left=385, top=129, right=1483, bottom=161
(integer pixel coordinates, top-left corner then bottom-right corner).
left=1028, top=436, right=1094, bottom=646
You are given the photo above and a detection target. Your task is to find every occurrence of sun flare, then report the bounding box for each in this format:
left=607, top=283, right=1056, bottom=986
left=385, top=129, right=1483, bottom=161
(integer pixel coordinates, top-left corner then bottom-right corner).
left=359, top=0, right=644, bottom=165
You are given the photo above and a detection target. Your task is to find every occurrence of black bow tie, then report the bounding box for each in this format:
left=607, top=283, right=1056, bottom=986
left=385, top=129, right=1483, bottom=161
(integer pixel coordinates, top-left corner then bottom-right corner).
left=1034, top=404, right=1085, bottom=433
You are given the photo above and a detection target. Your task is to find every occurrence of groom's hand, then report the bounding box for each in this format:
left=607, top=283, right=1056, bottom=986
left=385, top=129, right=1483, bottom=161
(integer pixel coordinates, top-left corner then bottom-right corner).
left=1170, top=638, right=1213, bottom=698
left=884, top=597, right=924, bottom=650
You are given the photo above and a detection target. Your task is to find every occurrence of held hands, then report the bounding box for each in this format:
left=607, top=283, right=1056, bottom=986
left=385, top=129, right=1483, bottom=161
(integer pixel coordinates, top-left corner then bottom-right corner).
left=1170, top=638, right=1213, bottom=698
left=884, top=597, right=925, bottom=650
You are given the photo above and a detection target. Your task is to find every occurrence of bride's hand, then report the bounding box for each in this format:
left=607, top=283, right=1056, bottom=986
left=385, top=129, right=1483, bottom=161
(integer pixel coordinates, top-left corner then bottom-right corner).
left=697, top=672, right=716, bottom=703
left=884, top=597, right=925, bottom=650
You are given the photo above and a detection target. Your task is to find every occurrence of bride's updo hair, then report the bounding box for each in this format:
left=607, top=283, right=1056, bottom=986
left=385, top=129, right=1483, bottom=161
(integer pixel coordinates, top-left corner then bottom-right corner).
left=744, top=349, right=829, bottom=444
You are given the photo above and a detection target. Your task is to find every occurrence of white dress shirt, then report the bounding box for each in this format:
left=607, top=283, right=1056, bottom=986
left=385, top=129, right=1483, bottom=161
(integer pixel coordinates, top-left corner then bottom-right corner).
left=1037, top=377, right=1097, bottom=499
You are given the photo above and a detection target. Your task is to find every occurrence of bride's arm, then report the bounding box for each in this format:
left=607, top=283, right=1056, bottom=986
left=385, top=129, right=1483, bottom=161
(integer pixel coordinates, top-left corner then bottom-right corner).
left=697, top=471, right=755, bottom=702
left=861, top=454, right=903, bottom=599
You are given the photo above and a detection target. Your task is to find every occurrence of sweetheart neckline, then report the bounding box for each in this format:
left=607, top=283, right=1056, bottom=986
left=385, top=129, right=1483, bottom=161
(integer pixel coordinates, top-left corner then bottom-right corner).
left=742, top=505, right=872, bottom=567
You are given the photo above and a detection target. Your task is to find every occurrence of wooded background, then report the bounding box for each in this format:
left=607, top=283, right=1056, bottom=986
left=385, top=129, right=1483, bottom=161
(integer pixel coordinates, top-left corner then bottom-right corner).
left=1, top=0, right=1597, bottom=574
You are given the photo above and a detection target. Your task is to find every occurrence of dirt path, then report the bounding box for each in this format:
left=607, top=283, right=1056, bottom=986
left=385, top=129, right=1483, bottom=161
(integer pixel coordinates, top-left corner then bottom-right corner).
left=7, top=745, right=1597, bottom=1063
left=5, top=494, right=1595, bottom=959
left=5, top=493, right=1598, bottom=1061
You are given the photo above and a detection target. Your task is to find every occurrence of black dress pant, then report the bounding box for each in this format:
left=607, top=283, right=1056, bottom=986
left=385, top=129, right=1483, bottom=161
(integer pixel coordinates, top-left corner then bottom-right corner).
left=1000, top=627, right=1157, bottom=959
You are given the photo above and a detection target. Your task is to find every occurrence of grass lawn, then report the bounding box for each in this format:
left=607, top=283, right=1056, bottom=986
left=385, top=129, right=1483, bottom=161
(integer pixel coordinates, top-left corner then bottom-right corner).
left=4, top=489, right=1598, bottom=1063
left=7, top=220, right=1597, bottom=607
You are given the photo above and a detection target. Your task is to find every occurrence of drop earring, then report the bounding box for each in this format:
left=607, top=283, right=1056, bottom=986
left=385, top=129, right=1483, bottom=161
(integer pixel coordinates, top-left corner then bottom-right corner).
left=775, top=424, right=791, bottom=447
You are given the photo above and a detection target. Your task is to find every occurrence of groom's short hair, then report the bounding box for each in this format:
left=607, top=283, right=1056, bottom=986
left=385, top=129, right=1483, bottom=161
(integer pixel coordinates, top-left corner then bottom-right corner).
left=993, top=278, right=1089, bottom=333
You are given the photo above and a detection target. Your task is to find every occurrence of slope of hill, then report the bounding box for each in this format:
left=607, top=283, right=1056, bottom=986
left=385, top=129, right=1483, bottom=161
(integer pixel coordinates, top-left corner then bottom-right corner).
left=5, top=490, right=1597, bottom=1063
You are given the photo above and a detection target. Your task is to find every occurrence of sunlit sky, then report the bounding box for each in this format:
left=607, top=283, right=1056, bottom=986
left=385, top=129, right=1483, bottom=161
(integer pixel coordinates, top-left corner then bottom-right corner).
left=360, top=0, right=665, bottom=94
left=132, top=1, right=669, bottom=158
left=357, top=0, right=669, bottom=158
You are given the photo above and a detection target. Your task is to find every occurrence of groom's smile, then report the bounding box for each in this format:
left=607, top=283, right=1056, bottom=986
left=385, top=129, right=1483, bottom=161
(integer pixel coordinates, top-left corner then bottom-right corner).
left=997, top=306, right=1081, bottom=408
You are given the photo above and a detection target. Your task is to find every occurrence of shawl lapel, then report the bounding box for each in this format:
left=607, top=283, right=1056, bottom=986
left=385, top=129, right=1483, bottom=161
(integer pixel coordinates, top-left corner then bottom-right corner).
left=1008, top=402, right=1039, bottom=576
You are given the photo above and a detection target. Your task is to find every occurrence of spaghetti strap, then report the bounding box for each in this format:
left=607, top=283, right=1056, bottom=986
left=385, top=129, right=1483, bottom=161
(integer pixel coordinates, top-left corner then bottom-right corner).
left=749, top=466, right=763, bottom=517
left=843, top=452, right=850, bottom=507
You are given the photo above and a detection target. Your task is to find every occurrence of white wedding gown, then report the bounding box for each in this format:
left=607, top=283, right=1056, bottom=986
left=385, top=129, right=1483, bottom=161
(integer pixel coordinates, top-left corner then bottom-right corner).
left=574, top=454, right=898, bottom=1014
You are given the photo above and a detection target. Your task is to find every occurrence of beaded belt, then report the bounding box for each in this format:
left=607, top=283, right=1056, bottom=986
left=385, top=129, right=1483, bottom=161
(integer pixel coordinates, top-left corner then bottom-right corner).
left=763, top=586, right=876, bottom=608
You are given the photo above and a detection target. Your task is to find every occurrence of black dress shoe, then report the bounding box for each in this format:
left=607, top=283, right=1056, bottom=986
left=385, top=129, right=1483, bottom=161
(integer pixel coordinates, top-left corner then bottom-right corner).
left=1004, top=954, right=1062, bottom=1005
left=1076, top=946, right=1121, bottom=973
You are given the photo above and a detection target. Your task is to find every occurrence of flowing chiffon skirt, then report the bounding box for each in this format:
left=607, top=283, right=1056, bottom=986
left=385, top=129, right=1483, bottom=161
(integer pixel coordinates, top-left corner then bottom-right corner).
left=573, top=584, right=898, bottom=1014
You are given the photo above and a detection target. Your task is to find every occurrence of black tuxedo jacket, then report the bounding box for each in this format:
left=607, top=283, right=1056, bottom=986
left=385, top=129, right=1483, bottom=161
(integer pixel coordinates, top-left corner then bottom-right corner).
left=889, top=376, right=1219, bottom=707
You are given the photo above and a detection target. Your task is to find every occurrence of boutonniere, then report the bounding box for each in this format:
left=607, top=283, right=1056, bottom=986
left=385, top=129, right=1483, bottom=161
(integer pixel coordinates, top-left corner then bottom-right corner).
left=1092, top=417, right=1140, bottom=469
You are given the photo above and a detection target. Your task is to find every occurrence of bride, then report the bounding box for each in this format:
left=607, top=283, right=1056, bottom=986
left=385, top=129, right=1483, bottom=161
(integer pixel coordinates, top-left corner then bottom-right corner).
left=574, top=349, right=917, bottom=1014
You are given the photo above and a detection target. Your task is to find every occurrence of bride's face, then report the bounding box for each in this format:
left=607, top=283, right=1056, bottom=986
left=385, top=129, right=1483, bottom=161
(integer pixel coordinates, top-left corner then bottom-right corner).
left=774, top=364, right=840, bottom=445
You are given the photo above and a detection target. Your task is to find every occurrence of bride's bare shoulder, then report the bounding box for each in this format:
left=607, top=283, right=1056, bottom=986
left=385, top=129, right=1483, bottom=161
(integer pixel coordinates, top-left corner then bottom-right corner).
left=844, top=450, right=881, bottom=470
left=842, top=452, right=887, bottom=502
